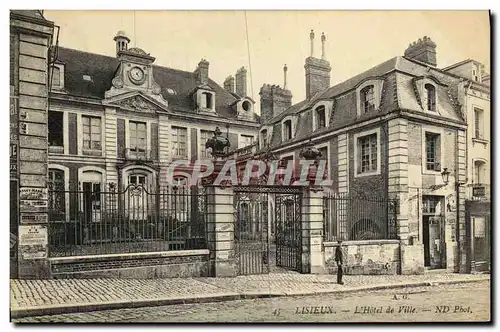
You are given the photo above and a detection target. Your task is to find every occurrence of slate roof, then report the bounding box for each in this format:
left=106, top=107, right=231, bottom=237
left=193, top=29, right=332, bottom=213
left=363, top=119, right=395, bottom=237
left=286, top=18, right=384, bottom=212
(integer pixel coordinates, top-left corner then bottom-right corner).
left=265, top=55, right=467, bottom=149
left=53, top=47, right=256, bottom=121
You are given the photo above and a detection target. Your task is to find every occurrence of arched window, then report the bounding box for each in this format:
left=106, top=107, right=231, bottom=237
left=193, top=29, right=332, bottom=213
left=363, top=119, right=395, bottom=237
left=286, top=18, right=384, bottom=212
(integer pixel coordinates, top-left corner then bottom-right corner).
left=360, top=85, right=375, bottom=113
left=172, top=176, right=189, bottom=213
left=315, top=106, right=326, bottom=130
left=48, top=169, right=66, bottom=221
left=283, top=120, right=292, bottom=140
left=424, top=84, right=436, bottom=111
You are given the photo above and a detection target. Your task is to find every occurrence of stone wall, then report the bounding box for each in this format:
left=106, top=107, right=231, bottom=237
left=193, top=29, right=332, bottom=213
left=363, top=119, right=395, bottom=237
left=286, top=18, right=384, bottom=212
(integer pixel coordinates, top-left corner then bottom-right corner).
left=324, top=240, right=400, bottom=275
left=50, top=250, right=209, bottom=279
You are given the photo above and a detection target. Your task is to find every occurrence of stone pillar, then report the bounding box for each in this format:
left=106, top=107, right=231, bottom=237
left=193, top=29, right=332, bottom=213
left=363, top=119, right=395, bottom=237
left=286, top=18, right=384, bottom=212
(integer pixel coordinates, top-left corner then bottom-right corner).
left=11, top=11, right=54, bottom=279
left=206, top=186, right=237, bottom=277
left=300, top=188, right=325, bottom=274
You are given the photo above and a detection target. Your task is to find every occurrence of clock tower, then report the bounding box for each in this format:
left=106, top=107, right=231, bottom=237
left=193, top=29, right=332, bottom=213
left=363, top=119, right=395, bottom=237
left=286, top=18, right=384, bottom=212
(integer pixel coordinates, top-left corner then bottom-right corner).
left=105, top=30, right=166, bottom=106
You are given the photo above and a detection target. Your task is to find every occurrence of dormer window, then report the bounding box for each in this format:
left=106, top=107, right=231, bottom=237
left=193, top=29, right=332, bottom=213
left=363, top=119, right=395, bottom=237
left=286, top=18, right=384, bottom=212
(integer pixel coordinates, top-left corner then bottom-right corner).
left=50, top=64, right=64, bottom=90
left=283, top=120, right=292, bottom=140
left=195, top=88, right=216, bottom=112
left=260, top=129, right=268, bottom=148
left=361, top=85, right=375, bottom=113
left=424, top=84, right=436, bottom=111
left=242, top=100, right=252, bottom=112
left=315, top=106, right=326, bottom=130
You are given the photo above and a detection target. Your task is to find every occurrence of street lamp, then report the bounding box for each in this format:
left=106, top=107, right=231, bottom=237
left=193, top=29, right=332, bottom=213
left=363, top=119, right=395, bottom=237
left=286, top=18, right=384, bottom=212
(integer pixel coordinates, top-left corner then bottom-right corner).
left=441, top=168, right=451, bottom=185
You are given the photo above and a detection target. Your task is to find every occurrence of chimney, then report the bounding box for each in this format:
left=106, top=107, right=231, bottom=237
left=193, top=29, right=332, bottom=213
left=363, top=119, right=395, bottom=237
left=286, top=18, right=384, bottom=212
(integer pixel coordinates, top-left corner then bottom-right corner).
left=113, top=30, right=130, bottom=57
left=404, top=36, right=437, bottom=67
left=194, top=59, right=210, bottom=85
left=235, top=67, right=247, bottom=97
left=259, top=84, right=292, bottom=124
left=304, top=31, right=331, bottom=99
left=223, top=75, right=235, bottom=94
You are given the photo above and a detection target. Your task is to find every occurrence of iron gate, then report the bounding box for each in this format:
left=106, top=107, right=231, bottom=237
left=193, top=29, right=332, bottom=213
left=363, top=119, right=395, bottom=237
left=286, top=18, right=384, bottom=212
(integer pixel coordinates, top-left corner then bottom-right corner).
left=234, top=189, right=269, bottom=275
left=275, top=193, right=302, bottom=271
left=234, top=186, right=302, bottom=275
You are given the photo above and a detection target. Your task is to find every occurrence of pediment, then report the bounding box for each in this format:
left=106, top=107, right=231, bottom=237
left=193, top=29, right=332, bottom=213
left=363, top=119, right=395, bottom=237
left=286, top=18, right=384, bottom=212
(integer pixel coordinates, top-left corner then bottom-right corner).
left=104, top=92, right=169, bottom=114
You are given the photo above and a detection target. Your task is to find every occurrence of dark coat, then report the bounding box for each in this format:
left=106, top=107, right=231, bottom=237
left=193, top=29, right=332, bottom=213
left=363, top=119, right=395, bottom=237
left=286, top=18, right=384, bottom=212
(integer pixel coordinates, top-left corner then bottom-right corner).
left=335, top=246, right=343, bottom=264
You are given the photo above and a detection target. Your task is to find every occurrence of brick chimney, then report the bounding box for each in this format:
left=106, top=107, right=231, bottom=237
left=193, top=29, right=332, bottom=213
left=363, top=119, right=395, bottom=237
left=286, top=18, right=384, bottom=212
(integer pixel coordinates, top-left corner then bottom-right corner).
left=224, top=75, right=235, bottom=93
left=235, top=67, right=247, bottom=97
left=404, top=36, right=437, bottom=67
left=259, top=84, right=293, bottom=124
left=194, top=59, right=209, bottom=85
left=304, top=30, right=331, bottom=99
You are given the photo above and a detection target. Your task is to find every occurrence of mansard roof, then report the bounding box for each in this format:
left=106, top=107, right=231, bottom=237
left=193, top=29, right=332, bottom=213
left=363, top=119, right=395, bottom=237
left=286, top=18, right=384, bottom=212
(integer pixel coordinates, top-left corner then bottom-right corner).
left=52, top=47, right=257, bottom=121
left=265, top=55, right=467, bottom=149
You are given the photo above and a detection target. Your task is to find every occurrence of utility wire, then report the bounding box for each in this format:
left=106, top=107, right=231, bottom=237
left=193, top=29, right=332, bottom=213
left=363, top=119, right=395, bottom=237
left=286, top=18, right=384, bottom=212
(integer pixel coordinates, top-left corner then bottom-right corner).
left=244, top=11, right=254, bottom=99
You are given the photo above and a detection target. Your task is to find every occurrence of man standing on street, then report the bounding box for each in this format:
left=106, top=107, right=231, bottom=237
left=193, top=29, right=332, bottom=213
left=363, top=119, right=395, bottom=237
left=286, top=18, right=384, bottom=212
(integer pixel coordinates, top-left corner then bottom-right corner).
left=335, top=240, right=344, bottom=285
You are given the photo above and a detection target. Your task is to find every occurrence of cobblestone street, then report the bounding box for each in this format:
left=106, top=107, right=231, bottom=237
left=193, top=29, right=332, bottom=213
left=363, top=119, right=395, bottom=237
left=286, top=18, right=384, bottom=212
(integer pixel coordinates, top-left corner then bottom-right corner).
left=13, top=281, right=490, bottom=323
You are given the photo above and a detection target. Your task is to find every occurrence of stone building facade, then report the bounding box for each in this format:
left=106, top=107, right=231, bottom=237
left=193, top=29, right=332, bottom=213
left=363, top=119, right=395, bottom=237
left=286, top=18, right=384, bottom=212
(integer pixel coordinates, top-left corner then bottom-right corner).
left=443, top=59, right=491, bottom=272
left=255, top=33, right=481, bottom=274
left=10, top=10, right=55, bottom=278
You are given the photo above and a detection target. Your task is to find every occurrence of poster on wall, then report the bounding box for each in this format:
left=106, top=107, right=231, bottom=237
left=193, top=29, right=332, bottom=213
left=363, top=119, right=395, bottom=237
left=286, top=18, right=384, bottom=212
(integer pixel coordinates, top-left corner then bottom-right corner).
left=18, top=225, right=47, bottom=260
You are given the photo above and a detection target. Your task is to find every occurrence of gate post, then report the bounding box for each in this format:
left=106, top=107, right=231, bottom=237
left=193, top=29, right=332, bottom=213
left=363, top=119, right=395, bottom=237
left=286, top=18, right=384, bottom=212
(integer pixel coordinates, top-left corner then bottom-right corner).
left=206, top=185, right=237, bottom=277
left=300, top=187, right=326, bottom=274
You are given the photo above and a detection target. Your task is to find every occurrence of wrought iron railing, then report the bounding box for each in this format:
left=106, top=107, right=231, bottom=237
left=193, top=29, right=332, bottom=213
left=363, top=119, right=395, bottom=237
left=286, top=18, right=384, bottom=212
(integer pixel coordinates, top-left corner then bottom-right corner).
left=47, top=184, right=207, bottom=257
left=466, top=183, right=490, bottom=201
left=322, top=192, right=398, bottom=241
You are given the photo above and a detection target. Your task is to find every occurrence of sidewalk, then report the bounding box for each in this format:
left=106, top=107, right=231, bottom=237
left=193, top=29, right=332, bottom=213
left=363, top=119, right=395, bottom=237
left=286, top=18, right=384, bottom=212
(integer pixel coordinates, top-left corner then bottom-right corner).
left=10, top=272, right=490, bottom=319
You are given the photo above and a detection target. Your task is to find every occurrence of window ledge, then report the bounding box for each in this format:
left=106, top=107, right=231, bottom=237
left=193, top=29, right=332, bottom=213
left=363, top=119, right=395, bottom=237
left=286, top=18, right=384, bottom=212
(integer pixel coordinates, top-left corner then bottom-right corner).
left=354, top=170, right=380, bottom=178
left=48, top=146, right=64, bottom=154
left=82, top=149, right=103, bottom=156
left=422, top=169, right=442, bottom=176
left=472, top=137, right=488, bottom=145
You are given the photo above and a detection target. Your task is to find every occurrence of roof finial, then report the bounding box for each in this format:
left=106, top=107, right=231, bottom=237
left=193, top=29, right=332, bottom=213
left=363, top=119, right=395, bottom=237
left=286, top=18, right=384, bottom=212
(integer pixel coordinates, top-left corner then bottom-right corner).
left=283, top=64, right=288, bottom=89
left=310, top=29, right=315, bottom=57
left=321, top=32, right=326, bottom=60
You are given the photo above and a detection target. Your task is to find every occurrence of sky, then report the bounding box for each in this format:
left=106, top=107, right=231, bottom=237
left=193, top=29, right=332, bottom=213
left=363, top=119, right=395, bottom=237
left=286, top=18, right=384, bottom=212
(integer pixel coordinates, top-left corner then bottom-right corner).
left=43, top=10, right=490, bottom=113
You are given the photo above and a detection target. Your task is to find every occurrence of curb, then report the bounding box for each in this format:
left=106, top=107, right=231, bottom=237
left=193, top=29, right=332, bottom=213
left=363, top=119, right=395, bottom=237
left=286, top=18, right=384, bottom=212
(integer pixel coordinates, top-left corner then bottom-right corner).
left=10, top=277, right=489, bottom=319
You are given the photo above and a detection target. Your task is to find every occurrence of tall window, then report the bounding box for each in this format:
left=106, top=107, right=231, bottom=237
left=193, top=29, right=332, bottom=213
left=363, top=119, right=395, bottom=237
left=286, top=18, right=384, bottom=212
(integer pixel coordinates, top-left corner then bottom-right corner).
left=48, top=111, right=63, bottom=148
left=361, top=85, right=375, bottom=113
left=130, top=121, right=147, bottom=152
left=51, top=66, right=61, bottom=88
left=474, top=108, right=484, bottom=139
left=240, top=135, right=254, bottom=148
left=171, top=126, right=187, bottom=157
left=425, top=132, right=441, bottom=171
left=319, top=146, right=328, bottom=178
left=358, top=134, right=377, bottom=173
left=82, top=116, right=102, bottom=151
left=474, top=160, right=486, bottom=184
left=200, top=130, right=212, bottom=158
left=315, top=106, right=326, bottom=129
left=283, top=120, right=292, bottom=140
left=261, top=129, right=268, bottom=148
left=424, top=84, right=436, bottom=111
left=172, top=177, right=189, bottom=212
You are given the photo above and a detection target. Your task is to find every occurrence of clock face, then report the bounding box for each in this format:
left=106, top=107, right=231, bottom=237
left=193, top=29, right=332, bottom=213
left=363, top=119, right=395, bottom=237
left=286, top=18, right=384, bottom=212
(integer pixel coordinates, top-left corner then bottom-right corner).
left=129, top=67, right=145, bottom=84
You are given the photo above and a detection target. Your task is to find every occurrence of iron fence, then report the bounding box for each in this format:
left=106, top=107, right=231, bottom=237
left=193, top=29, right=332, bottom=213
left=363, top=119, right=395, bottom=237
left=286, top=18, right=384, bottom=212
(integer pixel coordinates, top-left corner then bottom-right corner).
left=47, top=184, right=207, bottom=257
left=323, top=192, right=398, bottom=241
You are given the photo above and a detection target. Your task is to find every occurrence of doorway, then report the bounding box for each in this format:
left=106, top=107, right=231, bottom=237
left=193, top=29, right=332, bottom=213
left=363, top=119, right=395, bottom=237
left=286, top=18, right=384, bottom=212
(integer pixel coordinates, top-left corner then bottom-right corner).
left=422, top=195, right=445, bottom=269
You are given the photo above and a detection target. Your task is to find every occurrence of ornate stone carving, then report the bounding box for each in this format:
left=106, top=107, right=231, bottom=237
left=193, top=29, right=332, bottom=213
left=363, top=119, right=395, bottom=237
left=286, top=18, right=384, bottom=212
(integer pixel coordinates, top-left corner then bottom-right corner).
left=152, top=81, right=161, bottom=95
left=115, top=96, right=159, bottom=113
left=112, top=64, right=124, bottom=89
